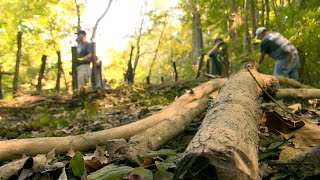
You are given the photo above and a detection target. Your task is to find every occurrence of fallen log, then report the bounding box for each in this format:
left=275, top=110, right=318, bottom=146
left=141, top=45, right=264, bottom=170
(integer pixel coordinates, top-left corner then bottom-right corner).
left=0, top=78, right=227, bottom=162
left=174, top=61, right=279, bottom=179
left=276, top=76, right=311, bottom=88
left=276, top=88, right=320, bottom=99
left=122, top=91, right=219, bottom=164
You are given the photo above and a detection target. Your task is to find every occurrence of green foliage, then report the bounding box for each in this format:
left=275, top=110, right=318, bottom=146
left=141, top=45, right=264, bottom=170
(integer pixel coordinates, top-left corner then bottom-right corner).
left=130, top=167, right=153, bottom=180
left=70, top=151, right=85, bottom=177
left=87, top=165, right=133, bottom=180
left=83, top=101, right=98, bottom=117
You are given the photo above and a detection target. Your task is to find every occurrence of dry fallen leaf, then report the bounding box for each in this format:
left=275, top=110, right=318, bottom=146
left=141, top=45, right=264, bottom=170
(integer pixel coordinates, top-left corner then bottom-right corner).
left=288, top=103, right=302, bottom=113
left=84, top=146, right=109, bottom=173
left=265, top=111, right=305, bottom=135
left=284, top=120, right=320, bottom=148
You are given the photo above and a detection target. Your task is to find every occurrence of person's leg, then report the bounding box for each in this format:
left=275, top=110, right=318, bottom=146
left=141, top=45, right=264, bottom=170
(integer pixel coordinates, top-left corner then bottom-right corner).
left=84, top=64, right=91, bottom=86
left=77, top=65, right=85, bottom=88
left=273, top=61, right=284, bottom=76
left=287, top=55, right=300, bottom=80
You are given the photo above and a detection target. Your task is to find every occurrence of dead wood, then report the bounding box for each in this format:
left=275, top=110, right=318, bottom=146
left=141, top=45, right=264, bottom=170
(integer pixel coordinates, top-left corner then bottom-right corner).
left=174, top=67, right=279, bottom=179
left=122, top=89, right=221, bottom=164
left=276, top=88, right=320, bottom=99
left=276, top=76, right=311, bottom=88
left=0, top=78, right=227, bottom=162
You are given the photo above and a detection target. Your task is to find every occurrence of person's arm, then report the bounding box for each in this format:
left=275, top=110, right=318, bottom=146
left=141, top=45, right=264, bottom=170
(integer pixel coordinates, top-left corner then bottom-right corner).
left=81, top=53, right=92, bottom=61
left=208, top=44, right=219, bottom=56
left=258, top=52, right=265, bottom=65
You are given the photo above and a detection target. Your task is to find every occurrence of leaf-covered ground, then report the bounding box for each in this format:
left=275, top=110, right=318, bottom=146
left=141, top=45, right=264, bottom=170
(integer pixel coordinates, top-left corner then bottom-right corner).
left=0, top=81, right=320, bottom=179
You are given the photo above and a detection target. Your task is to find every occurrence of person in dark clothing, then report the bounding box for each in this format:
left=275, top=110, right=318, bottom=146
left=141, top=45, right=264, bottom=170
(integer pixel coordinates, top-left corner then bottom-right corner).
left=208, top=38, right=224, bottom=75
left=256, top=27, right=300, bottom=80
left=75, top=30, right=92, bottom=88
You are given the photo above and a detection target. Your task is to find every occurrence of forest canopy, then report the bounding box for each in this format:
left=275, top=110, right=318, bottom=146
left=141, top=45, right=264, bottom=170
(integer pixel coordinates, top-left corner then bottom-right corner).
left=0, top=0, right=319, bottom=100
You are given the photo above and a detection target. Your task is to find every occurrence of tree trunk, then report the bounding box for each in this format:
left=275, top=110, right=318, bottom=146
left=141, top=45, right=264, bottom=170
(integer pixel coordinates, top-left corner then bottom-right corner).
left=125, top=45, right=135, bottom=83
left=265, top=0, right=270, bottom=28
left=0, top=78, right=226, bottom=162
left=71, top=46, right=78, bottom=90
left=173, top=62, right=178, bottom=82
left=55, top=51, right=62, bottom=92
left=147, top=23, right=166, bottom=82
left=174, top=66, right=279, bottom=179
left=91, top=42, right=97, bottom=88
left=261, top=0, right=265, bottom=26
left=276, top=88, right=320, bottom=99
left=36, top=55, right=47, bottom=92
left=190, top=2, right=204, bottom=79
left=249, top=0, right=257, bottom=38
left=243, top=0, right=252, bottom=56
left=75, top=0, right=81, bottom=32
left=221, top=45, right=230, bottom=76
left=0, top=66, right=2, bottom=99
left=13, top=31, right=22, bottom=95
left=133, top=11, right=145, bottom=74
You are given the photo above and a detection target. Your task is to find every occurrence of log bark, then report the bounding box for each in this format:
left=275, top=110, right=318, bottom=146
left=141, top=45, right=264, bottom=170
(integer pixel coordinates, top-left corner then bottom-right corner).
left=276, top=88, right=320, bottom=99
left=123, top=87, right=223, bottom=164
left=174, top=67, right=279, bottom=179
left=0, top=78, right=227, bottom=162
left=276, top=76, right=311, bottom=88
left=36, top=55, right=47, bottom=92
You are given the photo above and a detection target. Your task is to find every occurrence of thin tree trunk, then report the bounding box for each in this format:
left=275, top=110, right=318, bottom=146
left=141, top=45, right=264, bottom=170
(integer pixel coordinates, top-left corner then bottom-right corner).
left=243, top=0, right=252, bottom=56
left=91, top=0, right=113, bottom=41
left=249, top=0, right=257, bottom=38
left=133, top=13, right=144, bottom=74
left=173, top=62, right=178, bottom=82
left=75, top=0, right=81, bottom=32
left=190, top=2, right=204, bottom=79
left=125, top=45, right=135, bottom=83
left=265, top=0, right=270, bottom=28
left=222, top=45, right=230, bottom=76
left=55, top=51, right=62, bottom=92
left=13, top=31, right=22, bottom=95
left=0, top=66, right=2, bottom=99
left=91, top=42, right=97, bottom=88
left=36, top=55, right=47, bottom=92
left=71, top=46, right=78, bottom=90
left=261, top=0, right=265, bottom=26
left=147, top=23, right=166, bottom=82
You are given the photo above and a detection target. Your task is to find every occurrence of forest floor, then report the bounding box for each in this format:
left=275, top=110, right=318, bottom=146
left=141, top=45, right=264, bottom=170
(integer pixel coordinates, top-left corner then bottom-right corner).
left=0, top=79, right=320, bottom=179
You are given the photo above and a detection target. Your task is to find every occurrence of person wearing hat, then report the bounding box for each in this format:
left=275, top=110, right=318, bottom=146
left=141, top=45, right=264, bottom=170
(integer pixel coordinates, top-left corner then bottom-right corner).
left=256, top=27, right=300, bottom=80
left=207, top=38, right=225, bottom=76
left=75, top=30, right=92, bottom=88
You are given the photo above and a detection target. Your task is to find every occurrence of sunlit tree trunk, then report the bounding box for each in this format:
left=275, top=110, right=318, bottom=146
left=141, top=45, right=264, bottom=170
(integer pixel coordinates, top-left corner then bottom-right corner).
left=0, top=66, right=3, bottom=99
left=37, top=55, right=47, bottom=92
left=190, top=1, right=204, bottom=79
left=55, top=51, right=62, bottom=92
left=75, top=0, right=81, bottom=32
left=147, top=23, right=166, bottom=83
left=13, top=31, right=22, bottom=95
